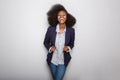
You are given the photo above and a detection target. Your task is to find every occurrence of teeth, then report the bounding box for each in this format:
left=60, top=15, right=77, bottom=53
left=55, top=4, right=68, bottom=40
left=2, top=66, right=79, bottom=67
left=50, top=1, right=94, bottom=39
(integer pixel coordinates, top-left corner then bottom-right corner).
left=60, top=18, right=64, bottom=19
left=60, top=18, right=64, bottom=20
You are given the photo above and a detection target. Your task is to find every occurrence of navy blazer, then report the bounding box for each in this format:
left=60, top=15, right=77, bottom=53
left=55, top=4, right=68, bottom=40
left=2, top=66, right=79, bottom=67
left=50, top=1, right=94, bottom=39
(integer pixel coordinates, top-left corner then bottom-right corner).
left=43, top=26, right=75, bottom=67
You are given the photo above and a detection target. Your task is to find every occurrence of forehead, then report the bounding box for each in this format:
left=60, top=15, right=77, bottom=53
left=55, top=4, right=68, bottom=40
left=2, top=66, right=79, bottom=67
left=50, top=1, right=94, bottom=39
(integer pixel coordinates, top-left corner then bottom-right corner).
left=58, top=10, right=67, bottom=15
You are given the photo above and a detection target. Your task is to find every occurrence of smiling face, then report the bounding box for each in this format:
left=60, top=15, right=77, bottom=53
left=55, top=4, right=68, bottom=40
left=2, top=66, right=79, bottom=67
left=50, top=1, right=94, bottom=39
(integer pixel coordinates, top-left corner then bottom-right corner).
left=57, top=10, right=67, bottom=24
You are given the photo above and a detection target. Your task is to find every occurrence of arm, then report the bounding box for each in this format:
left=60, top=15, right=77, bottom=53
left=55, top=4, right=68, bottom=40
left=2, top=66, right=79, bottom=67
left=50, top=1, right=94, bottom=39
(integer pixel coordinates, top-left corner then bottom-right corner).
left=68, top=28, right=75, bottom=50
left=64, top=28, right=75, bottom=52
left=43, top=27, right=51, bottom=51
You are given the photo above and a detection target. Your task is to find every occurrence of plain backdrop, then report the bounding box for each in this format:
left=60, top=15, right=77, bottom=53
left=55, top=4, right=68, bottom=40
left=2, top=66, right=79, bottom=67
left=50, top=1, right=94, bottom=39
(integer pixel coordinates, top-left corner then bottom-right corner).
left=0, top=0, right=120, bottom=80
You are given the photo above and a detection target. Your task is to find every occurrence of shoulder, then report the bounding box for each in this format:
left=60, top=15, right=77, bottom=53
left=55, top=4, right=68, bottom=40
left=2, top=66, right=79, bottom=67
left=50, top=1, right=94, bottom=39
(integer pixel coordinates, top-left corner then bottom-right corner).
left=48, top=26, right=56, bottom=30
left=67, top=27, right=75, bottom=32
left=47, top=26, right=56, bottom=31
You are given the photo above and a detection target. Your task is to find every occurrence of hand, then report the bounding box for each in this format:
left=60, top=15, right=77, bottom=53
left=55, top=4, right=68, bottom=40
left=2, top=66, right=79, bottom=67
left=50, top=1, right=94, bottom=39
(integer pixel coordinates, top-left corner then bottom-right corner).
left=50, top=46, right=56, bottom=52
left=63, top=46, right=69, bottom=52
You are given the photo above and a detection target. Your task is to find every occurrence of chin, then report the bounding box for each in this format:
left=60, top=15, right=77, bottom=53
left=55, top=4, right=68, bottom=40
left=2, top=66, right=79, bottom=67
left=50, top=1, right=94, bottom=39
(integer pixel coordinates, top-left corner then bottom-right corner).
left=59, top=22, right=65, bottom=24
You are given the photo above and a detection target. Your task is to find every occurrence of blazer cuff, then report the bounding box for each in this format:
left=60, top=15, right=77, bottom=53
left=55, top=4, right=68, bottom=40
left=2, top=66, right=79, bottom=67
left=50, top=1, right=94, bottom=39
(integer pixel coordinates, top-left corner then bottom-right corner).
left=48, top=47, right=52, bottom=53
left=66, top=46, right=72, bottom=53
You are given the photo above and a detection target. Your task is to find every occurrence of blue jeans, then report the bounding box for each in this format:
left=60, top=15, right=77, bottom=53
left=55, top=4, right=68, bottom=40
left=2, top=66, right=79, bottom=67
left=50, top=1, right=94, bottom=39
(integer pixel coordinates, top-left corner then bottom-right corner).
left=49, top=62, right=66, bottom=80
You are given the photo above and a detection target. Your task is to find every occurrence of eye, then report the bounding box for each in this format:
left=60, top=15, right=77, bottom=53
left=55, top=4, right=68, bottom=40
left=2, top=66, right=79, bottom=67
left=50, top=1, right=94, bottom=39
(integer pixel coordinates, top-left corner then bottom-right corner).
left=58, top=15, right=61, bottom=17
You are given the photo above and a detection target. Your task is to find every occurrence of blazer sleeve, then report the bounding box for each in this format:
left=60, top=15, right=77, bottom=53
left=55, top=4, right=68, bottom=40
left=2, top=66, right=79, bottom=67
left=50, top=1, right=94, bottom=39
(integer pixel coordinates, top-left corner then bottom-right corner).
left=43, top=27, right=51, bottom=51
left=68, top=28, right=75, bottom=49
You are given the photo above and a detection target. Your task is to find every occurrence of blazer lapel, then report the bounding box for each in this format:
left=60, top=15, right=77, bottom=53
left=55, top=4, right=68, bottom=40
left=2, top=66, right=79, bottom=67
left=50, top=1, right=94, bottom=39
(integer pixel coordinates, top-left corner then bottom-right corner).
left=65, top=27, right=70, bottom=45
left=52, top=27, right=70, bottom=46
left=52, top=27, right=57, bottom=45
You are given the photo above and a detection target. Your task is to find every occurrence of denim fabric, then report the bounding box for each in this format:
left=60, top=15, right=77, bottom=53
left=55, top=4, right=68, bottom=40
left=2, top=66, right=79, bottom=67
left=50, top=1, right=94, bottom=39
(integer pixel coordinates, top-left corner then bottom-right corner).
left=49, top=62, right=66, bottom=80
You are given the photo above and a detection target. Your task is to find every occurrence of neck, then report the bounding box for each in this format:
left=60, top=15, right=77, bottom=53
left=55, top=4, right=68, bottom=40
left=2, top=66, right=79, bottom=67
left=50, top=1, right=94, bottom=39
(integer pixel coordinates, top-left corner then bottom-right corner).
left=59, top=23, right=65, bottom=29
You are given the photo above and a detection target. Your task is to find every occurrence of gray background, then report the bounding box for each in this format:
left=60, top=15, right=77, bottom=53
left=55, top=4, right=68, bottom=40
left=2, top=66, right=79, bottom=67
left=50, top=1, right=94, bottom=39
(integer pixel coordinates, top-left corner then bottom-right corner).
left=0, top=0, right=120, bottom=80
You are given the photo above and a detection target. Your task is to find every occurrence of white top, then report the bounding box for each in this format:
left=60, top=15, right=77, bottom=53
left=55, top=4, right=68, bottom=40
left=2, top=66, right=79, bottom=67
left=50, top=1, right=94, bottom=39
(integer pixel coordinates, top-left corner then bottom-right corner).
left=49, top=24, right=71, bottom=65
left=51, top=24, right=66, bottom=65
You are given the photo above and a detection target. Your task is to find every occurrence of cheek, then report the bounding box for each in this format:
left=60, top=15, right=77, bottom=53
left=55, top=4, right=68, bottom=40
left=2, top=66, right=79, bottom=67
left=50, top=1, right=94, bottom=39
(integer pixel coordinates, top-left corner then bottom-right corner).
left=64, top=16, right=67, bottom=21
left=57, top=16, right=60, bottom=20
left=64, top=16, right=67, bottom=20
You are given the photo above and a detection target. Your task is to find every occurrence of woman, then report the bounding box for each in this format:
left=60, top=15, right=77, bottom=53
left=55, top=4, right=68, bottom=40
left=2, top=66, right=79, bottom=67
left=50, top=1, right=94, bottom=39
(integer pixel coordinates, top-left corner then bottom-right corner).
left=43, top=4, right=76, bottom=80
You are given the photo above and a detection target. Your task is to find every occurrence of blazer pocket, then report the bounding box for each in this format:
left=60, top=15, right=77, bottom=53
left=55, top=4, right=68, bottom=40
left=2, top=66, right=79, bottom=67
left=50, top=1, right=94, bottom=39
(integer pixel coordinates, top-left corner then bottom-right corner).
left=64, top=51, right=72, bottom=66
left=46, top=52, right=53, bottom=65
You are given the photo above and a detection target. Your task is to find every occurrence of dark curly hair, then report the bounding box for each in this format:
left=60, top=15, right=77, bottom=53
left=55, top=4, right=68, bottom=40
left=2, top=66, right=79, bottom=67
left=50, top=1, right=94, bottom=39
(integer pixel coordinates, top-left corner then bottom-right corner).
left=47, top=4, right=76, bottom=28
